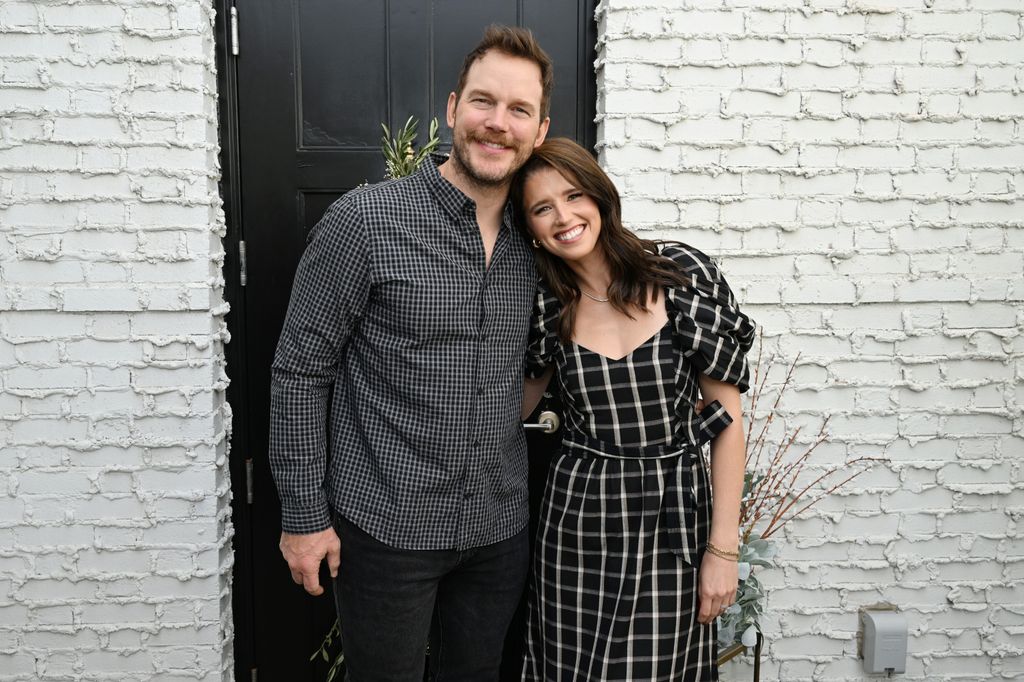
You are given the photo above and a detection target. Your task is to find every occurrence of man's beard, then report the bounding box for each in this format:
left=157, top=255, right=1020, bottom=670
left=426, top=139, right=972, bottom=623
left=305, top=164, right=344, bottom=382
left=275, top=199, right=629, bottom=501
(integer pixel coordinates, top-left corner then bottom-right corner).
left=449, top=129, right=531, bottom=189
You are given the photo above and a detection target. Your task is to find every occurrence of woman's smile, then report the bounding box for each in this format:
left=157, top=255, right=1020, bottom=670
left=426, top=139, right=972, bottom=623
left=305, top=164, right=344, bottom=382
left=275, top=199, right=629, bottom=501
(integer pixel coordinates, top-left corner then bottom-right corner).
left=555, top=224, right=586, bottom=242
left=522, top=166, right=603, bottom=261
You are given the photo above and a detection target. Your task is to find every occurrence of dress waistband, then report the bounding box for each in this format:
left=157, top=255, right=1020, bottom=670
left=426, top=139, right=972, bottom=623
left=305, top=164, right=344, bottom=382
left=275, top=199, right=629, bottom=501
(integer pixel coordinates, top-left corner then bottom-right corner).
left=561, top=431, right=698, bottom=463
left=560, top=429, right=704, bottom=566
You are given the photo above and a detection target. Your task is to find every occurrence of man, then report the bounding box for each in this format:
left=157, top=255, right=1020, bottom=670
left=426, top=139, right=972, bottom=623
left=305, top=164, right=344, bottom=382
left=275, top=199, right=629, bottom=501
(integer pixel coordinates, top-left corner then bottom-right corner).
left=269, top=25, right=551, bottom=681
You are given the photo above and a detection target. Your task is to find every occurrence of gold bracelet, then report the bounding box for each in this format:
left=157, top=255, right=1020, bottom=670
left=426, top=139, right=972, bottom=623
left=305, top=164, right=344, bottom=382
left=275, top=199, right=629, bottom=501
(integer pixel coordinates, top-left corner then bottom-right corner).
left=706, top=541, right=739, bottom=562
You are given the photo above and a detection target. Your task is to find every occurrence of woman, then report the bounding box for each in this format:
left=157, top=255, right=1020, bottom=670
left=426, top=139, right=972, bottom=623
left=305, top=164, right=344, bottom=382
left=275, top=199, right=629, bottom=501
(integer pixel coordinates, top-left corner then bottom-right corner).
left=511, top=138, right=756, bottom=681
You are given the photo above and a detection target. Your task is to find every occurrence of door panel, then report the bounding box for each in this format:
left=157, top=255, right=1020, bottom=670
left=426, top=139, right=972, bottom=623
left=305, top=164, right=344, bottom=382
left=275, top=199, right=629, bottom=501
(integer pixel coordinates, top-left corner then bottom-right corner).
left=299, top=192, right=346, bottom=237
left=297, top=1, right=389, bottom=148
left=229, top=2, right=595, bottom=680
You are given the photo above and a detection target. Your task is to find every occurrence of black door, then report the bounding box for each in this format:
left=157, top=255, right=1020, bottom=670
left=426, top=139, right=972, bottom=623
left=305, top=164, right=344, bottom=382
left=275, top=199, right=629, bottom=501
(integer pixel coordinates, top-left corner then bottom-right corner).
left=220, top=2, right=596, bottom=680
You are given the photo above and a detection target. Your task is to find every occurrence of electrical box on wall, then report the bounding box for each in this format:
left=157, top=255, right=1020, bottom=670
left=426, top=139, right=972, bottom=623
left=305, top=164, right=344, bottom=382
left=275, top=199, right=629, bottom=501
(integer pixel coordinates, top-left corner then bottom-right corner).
left=861, top=610, right=908, bottom=675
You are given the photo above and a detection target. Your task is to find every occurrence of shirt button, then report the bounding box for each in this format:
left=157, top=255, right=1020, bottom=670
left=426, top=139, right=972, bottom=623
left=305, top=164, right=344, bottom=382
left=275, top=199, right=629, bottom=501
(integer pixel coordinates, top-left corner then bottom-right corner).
left=477, top=387, right=484, bottom=395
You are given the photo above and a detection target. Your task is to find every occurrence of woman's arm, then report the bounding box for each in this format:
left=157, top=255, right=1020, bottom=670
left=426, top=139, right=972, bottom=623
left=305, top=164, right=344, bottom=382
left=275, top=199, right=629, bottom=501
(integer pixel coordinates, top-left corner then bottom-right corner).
left=522, top=367, right=554, bottom=420
left=695, top=374, right=746, bottom=624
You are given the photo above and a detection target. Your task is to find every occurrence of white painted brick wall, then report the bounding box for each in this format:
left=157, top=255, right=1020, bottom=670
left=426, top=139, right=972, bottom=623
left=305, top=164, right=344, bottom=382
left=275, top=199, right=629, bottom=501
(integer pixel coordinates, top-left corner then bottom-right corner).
left=599, top=1, right=1023, bottom=680
left=3, top=0, right=1020, bottom=678
left=0, top=1, right=231, bottom=680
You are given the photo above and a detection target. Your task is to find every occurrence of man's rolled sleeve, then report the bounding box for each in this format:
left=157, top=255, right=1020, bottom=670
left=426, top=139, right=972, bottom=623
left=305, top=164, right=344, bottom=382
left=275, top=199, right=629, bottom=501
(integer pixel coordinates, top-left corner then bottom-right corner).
left=269, top=198, right=371, bottom=534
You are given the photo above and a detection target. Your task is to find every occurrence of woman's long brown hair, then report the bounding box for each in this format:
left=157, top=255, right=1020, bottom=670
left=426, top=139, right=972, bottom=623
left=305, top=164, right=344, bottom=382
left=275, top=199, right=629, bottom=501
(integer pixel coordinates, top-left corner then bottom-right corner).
left=510, top=137, right=689, bottom=342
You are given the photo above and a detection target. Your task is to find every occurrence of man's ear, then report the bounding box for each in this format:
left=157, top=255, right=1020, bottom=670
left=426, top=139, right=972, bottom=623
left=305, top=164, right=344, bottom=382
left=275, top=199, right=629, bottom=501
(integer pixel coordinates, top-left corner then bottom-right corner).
left=534, top=117, right=551, bottom=147
left=446, top=92, right=458, bottom=129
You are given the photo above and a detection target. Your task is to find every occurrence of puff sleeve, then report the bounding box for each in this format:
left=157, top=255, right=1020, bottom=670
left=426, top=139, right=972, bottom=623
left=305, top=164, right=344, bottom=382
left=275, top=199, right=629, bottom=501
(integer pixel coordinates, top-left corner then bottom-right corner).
left=524, top=284, right=561, bottom=378
left=663, top=244, right=756, bottom=392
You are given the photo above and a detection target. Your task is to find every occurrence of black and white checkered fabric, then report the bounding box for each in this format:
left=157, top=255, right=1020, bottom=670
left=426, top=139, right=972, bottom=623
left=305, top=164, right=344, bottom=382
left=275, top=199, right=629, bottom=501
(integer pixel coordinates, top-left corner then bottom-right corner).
left=521, top=243, right=755, bottom=681
left=269, top=154, right=535, bottom=551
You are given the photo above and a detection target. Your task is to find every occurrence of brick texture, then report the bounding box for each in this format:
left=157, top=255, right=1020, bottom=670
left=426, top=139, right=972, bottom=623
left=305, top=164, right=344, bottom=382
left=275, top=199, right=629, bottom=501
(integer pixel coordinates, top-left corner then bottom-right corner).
left=3, top=0, right=1022, bottom=680
left=0, top=1, right=231, bottom=680
left=599, top=2, right=1023, bottom=680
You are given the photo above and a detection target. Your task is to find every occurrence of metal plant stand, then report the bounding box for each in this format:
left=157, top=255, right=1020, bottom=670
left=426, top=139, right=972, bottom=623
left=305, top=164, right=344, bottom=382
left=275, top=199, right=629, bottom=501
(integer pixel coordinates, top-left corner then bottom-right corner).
left=717, top=632, right=764, bottom=682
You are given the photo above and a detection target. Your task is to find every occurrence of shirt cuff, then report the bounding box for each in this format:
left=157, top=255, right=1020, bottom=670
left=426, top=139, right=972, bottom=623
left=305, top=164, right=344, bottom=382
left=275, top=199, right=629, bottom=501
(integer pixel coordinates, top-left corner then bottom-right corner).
left=280, top=500, right=333, bottom=535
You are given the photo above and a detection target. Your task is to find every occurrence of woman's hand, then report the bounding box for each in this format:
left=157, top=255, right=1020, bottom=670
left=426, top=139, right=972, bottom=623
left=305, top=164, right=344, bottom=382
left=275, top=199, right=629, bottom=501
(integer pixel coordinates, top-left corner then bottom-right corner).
left=697, top=551, right=738, bottom=624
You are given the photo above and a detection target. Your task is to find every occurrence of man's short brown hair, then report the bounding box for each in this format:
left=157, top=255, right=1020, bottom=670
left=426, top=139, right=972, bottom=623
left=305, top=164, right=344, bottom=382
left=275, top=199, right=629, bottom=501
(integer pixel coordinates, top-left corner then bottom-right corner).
left=454, top=25, right=554, bottom=120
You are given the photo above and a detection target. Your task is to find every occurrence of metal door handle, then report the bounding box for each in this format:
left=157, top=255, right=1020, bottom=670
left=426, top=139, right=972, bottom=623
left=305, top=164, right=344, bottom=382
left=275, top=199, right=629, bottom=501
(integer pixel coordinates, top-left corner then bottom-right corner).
left=523, top=410, right=560, bottom=434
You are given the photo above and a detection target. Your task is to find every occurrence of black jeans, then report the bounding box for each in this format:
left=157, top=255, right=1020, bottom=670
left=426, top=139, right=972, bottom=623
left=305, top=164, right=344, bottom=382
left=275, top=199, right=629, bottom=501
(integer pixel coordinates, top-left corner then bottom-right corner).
left=332, top=515, right=529, bottom=682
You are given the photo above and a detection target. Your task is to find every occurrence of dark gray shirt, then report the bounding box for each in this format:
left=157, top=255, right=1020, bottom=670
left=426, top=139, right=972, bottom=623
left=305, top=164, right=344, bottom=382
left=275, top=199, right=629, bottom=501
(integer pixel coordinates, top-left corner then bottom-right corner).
left=269, top=155, right=534, bottom=550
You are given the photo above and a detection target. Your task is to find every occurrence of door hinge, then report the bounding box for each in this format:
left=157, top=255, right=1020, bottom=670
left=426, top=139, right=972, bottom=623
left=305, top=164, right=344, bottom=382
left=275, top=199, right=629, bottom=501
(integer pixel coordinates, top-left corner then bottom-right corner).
left=239, top=239, right=247, bottom=287
left=245, top=458, right=254, bottom=504
left=230, top=6, right=240, bottom=56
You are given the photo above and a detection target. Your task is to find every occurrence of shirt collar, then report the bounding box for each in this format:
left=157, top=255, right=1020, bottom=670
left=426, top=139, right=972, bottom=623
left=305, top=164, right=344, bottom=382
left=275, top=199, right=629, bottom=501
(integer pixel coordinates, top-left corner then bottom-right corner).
left=421, top=153, right=515, bottom=230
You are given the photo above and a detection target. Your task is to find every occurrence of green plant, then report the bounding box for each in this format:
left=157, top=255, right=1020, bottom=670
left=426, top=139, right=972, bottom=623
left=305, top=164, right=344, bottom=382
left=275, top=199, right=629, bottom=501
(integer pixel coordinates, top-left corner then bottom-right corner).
left=381, top=116, right=440, bottom=180
left=310, top=618, right=345, bottom=682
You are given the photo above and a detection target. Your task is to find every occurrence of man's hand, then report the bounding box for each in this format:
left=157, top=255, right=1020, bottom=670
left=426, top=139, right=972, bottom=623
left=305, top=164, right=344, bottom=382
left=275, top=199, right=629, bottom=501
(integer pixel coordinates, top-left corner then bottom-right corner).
left=279, top=527, right=341, bottom=596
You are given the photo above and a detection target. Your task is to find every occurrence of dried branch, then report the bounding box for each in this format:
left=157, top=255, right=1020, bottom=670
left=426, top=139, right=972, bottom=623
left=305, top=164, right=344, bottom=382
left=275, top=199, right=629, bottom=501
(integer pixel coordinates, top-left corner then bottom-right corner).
left=760, top=457, right=885, bottom=539
left=738, top=335, right=884, bottom=544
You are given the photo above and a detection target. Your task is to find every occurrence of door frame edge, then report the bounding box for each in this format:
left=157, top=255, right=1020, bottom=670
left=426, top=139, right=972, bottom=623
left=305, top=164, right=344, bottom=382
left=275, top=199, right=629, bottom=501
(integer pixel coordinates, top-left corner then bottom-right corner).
left=212, top=0, right=255, bottom=678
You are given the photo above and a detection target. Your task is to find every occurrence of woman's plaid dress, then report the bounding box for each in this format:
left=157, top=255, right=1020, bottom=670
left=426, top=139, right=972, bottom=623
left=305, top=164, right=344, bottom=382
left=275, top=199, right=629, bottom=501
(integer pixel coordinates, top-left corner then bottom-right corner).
left=521, top=244, right=755, bottom=682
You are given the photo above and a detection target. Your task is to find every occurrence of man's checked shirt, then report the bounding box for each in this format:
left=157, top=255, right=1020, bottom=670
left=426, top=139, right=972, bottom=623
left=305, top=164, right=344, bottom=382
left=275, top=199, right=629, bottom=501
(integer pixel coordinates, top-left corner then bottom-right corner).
left=269, top=154, right=535, bottom=550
